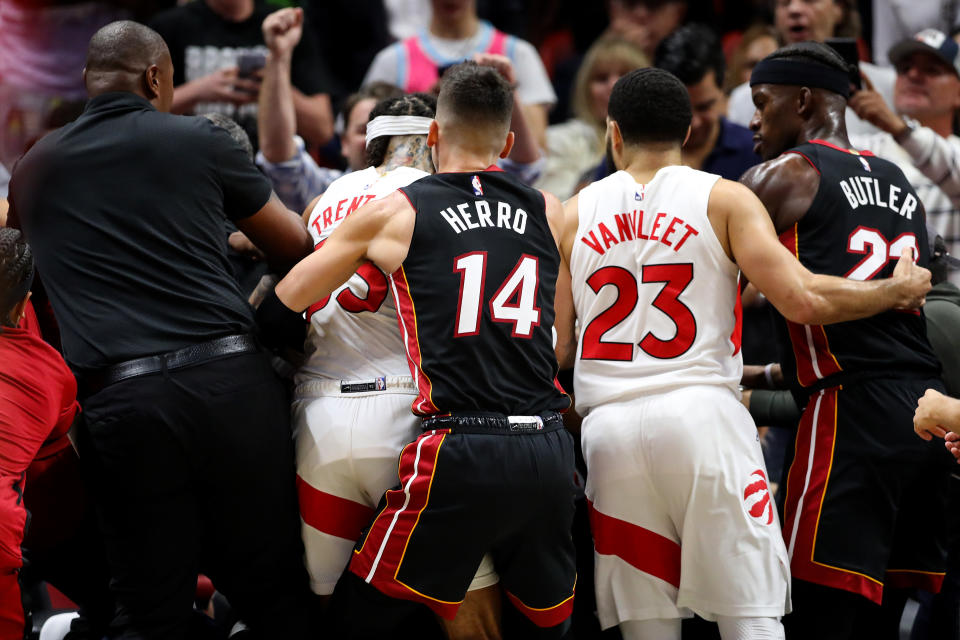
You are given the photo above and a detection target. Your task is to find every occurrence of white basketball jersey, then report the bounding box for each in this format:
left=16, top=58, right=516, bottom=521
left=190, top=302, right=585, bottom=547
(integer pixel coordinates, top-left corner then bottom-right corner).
left=570, top=167, right=742, bottom=414
left=296, top=166, right=429, bottom=384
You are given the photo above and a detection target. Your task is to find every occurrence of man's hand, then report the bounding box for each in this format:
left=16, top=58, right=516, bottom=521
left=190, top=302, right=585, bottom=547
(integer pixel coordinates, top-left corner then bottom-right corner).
left=890, top=247, right=931, bottom=310
left=229, top=231, right=266, bottom=260
left=916, top=388, right=960, bottom=441
left=848, top=73, right=908, bottom=137
left=188, top=67, right=259, bottom=105
left=945, top=431, right=960, bottom=462
left=262, top=7, right=303, bottom=60
left=473, top=52, right=517, bottom=86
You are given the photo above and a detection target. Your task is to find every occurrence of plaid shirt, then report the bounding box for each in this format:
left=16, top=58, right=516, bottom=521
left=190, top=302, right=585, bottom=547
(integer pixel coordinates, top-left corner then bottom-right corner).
left=255, top=136, right=343, bottom=214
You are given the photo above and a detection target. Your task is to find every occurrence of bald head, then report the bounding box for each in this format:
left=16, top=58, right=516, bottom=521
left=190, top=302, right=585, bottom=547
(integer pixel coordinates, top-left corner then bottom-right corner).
left=84, top=21, right=174, bottom=109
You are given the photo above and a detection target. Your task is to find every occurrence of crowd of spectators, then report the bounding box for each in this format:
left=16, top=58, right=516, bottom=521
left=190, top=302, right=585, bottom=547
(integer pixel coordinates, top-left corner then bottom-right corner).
left=3, top=0, right=960, bottom=639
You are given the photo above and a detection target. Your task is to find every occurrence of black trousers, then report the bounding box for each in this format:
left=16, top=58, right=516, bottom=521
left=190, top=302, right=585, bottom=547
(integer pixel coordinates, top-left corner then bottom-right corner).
left=76, top=351, right=319, bottom=639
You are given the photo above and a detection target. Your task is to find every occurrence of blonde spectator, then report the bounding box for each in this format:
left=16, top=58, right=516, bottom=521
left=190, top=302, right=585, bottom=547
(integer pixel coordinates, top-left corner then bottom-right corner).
left=536, top=36, right=648, bottom=200
left=724, top=24, right=778, bottom=94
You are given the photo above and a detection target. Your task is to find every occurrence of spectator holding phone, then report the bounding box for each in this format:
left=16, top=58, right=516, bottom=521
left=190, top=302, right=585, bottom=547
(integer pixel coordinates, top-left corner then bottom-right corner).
left=149, top=0, right=338, bottom=149
left=726, top=0, right=897, bottom=138
left=849, top=29, right=960, bottom=284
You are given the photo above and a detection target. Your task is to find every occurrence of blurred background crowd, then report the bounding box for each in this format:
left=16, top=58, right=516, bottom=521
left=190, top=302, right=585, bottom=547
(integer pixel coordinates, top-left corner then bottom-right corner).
left=3, top=0, right=960, bottom=638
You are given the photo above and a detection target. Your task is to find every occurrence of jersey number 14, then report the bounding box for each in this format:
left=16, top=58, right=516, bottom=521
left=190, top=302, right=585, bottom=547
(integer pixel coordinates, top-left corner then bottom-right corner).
left=453, top=253, right=541, bottom=338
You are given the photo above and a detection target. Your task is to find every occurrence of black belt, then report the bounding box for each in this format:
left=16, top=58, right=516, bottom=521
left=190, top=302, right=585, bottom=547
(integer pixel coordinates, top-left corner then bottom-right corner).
left=421, top=411, right=565, bottom=435
left=79, top=334, right=258, bottom=397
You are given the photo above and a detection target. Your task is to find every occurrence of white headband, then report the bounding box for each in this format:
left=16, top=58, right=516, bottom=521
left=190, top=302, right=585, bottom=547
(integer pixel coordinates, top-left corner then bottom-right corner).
left=365, top=115, right=433, bottom=146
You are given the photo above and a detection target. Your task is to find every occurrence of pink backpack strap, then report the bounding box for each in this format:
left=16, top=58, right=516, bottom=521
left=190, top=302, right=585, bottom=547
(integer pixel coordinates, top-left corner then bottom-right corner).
left=403, top=35, right=439, bottom=93
left=486, top=28, right=508, bottom=56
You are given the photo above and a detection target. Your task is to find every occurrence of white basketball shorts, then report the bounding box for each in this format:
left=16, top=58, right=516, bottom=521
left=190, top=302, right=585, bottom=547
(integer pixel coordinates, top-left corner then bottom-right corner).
left=581, top=385, right=791, bottom=628
left=293, top=376, right=498, bottom=595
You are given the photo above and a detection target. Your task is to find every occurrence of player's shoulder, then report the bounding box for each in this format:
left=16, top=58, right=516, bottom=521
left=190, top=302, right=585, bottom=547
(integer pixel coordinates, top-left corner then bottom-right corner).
left=740, top=152, right=818, bottom=202
left=323, top=167, right=379, bottom=195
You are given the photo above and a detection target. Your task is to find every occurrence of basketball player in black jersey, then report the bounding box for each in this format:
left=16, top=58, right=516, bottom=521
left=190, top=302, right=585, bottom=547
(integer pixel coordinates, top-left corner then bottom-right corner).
left=742, top=42, right=952, bottom=639
left=258, top=61, right=576, bottom=639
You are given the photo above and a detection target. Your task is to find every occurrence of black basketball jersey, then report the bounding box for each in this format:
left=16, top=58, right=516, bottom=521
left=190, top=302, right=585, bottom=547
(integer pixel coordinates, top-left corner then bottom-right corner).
left=395, top=168, right=570, bottom=416
left=776, top=140, right=940, bottom=391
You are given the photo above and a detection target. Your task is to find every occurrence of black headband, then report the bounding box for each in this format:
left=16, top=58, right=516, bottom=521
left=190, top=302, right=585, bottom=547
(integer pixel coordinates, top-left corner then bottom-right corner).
left=750, top=58, right=851, bottom=98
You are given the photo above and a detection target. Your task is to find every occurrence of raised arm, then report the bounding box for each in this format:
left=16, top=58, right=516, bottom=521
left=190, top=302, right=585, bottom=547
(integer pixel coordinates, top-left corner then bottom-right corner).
left=714, top=179, right=931, bottom=325
left=258, top=8, right=301, bottom=163
left=274, top=190, right=415, bottom=313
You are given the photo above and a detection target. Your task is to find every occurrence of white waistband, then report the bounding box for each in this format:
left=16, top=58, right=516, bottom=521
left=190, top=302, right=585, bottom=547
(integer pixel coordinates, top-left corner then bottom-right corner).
left=294, top=376, right=417, bottom=398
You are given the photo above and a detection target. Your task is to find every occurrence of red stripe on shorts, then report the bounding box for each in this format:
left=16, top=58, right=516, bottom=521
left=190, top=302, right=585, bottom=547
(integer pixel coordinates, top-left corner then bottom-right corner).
left=348, top=431, right=459, bottom=619
left=506, top=588, right=574, bottom=628
left=886, top=569, right=945, bottom=593
left=588, top=500, right=681, bottom=588
left=296, top=475, right=375, bottom=541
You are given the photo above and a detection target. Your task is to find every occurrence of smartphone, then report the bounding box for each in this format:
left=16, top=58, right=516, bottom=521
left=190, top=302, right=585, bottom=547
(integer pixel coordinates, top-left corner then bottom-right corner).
left=825, top=37, right=862, bottom=91
left=237, top=51, right=267, bottom=79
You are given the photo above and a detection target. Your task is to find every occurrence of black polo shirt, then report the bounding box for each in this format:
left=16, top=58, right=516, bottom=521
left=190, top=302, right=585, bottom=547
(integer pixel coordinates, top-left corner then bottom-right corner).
left=9, top=92, right=272, bottom=371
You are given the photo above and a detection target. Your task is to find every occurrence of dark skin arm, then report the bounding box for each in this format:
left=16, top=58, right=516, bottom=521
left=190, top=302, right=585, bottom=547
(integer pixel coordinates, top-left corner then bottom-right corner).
left=235, top=194, right=312, bottom=272
left=739, top=153, right=820, bottom=236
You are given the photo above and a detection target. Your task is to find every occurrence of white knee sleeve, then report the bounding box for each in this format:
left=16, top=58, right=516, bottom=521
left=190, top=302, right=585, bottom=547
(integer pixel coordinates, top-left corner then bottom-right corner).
left=716, top=616, right=784, bottom=640
left=620, top=618, right=682, bottom=640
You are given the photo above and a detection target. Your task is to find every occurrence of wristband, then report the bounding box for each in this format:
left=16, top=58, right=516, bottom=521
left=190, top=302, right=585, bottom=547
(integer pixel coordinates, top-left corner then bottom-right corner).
left=255, top=289, right=306, bottom=352
left=763, top=363, right=776, bottom=388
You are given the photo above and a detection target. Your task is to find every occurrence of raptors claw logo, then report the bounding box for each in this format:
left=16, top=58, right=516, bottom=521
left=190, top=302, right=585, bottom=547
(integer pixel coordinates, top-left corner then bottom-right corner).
left=743, top=469, right=774, bottom=525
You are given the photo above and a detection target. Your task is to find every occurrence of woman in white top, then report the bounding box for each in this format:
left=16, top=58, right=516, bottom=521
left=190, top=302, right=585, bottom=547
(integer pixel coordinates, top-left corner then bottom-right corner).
left=536, top=36, right=648, bottom=200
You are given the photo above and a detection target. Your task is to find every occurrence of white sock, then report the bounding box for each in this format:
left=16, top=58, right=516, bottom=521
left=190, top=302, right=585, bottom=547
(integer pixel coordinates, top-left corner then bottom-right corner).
left=716, top=616, right=784, bottom=640
left=620, top=618, right=682, bottom=640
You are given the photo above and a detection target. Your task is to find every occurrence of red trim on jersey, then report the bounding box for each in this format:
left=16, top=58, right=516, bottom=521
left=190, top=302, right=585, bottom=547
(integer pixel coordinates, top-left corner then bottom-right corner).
left=391, top=267, right=440, bottom=416
left=785, top=321, right=844, bottom=388
left=506, top=589, right=575, bottom=628
left=809, top=139, right=875, bottom=157
left=782, top=389, right=884, bottom=604
left=397, top=187, right=416, bottom=210
left=784, top=150, right=821, bottom=175
left=588, top=500, right=681, bottom=588
left=296, top=475, right=375, bottom=541
left=885, top=569, right=945, bottom=593
left=731, top=283, right=743, bottom=356
left=778, top=225, right=842, bottom=387
left=349, top=432, right=459, bottom=619
left=436, top=165, right=505, bottom=174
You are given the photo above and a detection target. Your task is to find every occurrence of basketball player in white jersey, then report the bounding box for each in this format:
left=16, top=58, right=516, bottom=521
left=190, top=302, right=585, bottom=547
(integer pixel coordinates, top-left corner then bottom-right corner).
left=293, top=93, right=496, bottom=609
left=552, top=68, right=932, bottom=640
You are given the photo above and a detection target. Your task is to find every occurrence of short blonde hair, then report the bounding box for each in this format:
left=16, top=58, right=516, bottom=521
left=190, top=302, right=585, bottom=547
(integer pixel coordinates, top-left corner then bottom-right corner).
left=572, top=36, right=649, bottom=132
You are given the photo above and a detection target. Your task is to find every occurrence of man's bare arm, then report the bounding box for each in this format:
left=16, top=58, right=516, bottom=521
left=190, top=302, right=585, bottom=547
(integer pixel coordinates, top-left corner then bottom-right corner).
left=553, top=193, right=580, bottom=369
left=292, top=89, right=335, bottom=148
left=740, top=154, right=818, bottom=235
left=715, top=179, right=931, bottom=325
left=235, top=194, right=312, bottom=270
left=258, top=7, right=301, bottom=163
left=274, top=190, right=414, bottom=312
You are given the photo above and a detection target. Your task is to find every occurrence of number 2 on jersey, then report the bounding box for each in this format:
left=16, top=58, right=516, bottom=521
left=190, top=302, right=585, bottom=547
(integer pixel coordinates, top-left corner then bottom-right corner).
left=581, top=263, right=696, bottom=361
left=845, top=227, right=918, bottom=280
left=453, top=253, right=541, bottom=338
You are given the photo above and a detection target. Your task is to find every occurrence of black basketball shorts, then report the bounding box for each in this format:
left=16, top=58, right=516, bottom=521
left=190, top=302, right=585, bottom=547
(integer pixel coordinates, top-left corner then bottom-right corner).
left=347, top=411, right=578, bottom=628
left=782, top=376, right=951, bottom=603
